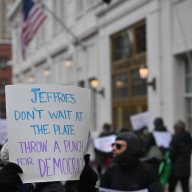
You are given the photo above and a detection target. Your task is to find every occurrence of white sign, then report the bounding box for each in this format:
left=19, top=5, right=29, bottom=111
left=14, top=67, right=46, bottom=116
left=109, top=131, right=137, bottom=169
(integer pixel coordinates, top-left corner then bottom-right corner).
left=0, top=119, right=7, bottom=145
left=153, top=131, right=172, bottom=148
left=5, top=85, right=91, bottom=183
left=130, top=111, right=153, bottom=131
left=99, top=188, right=148, bottom=192
left=94, top=135, right=116, bottom=153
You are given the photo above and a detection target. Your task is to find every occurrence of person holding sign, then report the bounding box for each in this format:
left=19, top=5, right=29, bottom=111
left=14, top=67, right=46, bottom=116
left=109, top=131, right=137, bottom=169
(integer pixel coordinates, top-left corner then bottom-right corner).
left=0, top=154, right=99, bottom=192
left=3, top=85, right=99, bottom=192
left=142, top=118, right=171, bottom=174
left=100, top=132, right=162, bottom=192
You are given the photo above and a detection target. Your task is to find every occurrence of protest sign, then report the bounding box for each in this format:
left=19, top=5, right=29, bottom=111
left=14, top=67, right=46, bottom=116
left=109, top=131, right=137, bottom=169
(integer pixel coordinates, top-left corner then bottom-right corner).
left=5, top=84, right=91, bottom=183
left=130, top=111, right=153, bottom=131
left=99, top=188, right=148, bottom=192
left=94, top=135, right=116, bottom=153
left=153, top=131, right=172, bottom=148
left=0, top=119, right=7, bottom=145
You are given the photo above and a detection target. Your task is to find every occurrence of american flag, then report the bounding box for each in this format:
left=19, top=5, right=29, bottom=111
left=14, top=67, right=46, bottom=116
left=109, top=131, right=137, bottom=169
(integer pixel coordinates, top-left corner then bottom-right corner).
left=21, top=0, right=47, bottom=59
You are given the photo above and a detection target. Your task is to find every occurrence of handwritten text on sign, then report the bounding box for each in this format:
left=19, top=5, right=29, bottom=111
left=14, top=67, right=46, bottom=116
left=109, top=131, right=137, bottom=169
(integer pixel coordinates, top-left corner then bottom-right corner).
left=5, top=85, right=91, bottom=183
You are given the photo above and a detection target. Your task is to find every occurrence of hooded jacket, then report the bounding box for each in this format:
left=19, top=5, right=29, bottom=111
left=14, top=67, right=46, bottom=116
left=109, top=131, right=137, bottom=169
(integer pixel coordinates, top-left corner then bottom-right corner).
left=100, top=132, right=162, bottom=192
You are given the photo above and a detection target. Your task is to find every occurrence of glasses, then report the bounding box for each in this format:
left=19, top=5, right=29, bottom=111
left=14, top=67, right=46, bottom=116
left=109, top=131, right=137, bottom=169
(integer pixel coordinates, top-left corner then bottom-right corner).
left=111, top=142, right=127, bottom=150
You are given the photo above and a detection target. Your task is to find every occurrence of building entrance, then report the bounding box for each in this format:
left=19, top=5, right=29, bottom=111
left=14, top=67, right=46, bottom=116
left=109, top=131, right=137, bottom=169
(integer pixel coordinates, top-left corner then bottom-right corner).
left=111, top=20, right=148, bottom=131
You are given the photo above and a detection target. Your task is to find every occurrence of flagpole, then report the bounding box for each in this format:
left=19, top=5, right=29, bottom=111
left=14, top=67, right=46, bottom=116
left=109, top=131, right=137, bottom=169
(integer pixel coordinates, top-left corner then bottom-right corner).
left=39, top=1, right=98, bottom=132
left=40, top=2, right=86, bottom=51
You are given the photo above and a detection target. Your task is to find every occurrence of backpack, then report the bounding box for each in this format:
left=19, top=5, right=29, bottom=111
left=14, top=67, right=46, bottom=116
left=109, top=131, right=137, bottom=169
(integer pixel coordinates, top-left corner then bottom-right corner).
left=158, top=151, right=172, bottom=185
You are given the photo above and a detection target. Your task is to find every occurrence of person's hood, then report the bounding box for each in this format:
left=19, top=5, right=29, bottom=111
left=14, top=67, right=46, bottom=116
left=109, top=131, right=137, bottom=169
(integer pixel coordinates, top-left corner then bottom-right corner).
left=113, top=132, right=140, bottom=166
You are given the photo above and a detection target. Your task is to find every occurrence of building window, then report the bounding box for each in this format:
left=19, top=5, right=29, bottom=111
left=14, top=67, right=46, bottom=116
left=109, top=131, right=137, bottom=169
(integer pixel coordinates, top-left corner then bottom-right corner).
left=78, top=80, right=85, bottom=88
left=184, top=53, right=192, bottom=134
left=131, top=69, right=147, bottom=96
left=185, top=59, right=192, bottom=93
left=0, top=58, right=7, bottom=68
left=112, top=73, right=128, bottom=99
left=113, top=107, right=131, bottom=132
left=0, top=0, right=13, bottom=40
left=111, top=30, right=133, bottom=63
left=135, top=24, right=146, bottom=53
left=0, top=79, right=8, bottom=94
left=111, top=20, right=147, bottom=130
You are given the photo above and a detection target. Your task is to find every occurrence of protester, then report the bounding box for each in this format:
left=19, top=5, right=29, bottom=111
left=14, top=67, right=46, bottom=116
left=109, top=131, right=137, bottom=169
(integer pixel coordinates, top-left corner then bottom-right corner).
left=0, top=154, right=98, bottom=192
left=94, top=123, right=114, bottom=177
left=100, top=132, right=162, bottom=191
left=142, top=117, right=170, bottom=173
left=0, top=162, right=23, bottom=192
left=0, top=141, right=34, bottom=192
left=143, top=117, right=168, bottom=151
left=168, top=120, right=192, bottom=192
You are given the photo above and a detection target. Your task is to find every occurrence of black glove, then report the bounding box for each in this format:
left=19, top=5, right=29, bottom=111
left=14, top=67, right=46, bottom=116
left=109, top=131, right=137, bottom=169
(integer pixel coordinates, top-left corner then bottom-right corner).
left=77, top=154, right=98, bottom=192
left=0, top=162, right=23, bottom=192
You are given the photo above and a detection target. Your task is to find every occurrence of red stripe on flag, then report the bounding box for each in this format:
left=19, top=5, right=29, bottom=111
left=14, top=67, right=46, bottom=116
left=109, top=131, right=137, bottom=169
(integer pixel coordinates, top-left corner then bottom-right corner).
left=21, top=3, right=46, bottom=59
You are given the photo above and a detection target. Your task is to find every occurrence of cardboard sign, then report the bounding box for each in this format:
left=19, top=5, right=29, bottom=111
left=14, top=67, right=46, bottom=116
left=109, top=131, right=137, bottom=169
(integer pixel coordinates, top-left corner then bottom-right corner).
left=99, top=188, right=148, bottom=192
left=5, top=84, right=91, bottom=183
left=0, top=119, right=7, bottom=145
left=94, top=135, right=116, bottom=153
left=153, top=131, right=172, bottom=148
left=130, top=111, right=153, bottom=131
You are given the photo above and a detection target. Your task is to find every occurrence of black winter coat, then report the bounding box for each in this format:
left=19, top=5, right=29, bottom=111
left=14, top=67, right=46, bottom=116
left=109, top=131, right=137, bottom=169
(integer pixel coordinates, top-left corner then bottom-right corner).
left=170, top=131, right=192, bottom=177
left=100, top=161, right=162, bottom=192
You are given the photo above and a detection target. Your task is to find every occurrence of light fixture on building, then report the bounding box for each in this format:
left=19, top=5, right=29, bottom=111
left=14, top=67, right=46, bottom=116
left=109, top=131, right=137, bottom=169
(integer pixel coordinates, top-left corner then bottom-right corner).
left=115, top=80, right=125, bottom=88
left=43, top=68, right=51, bottom=76
left=27, top=75, right=34, bottom=83
left=139, top=66, right=156, bottom=91
left=89, top=77, right=105, bottom=97
left=64, top=58, right=72, bottom=68
left=139, top=66, right=149, bottom=79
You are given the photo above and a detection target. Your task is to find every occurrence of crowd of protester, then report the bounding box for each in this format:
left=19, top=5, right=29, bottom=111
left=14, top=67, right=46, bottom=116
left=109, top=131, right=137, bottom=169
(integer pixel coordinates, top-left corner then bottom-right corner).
left=94, top=117, right=192, bottom=192
left=0, top=117, right=191, bottom=192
